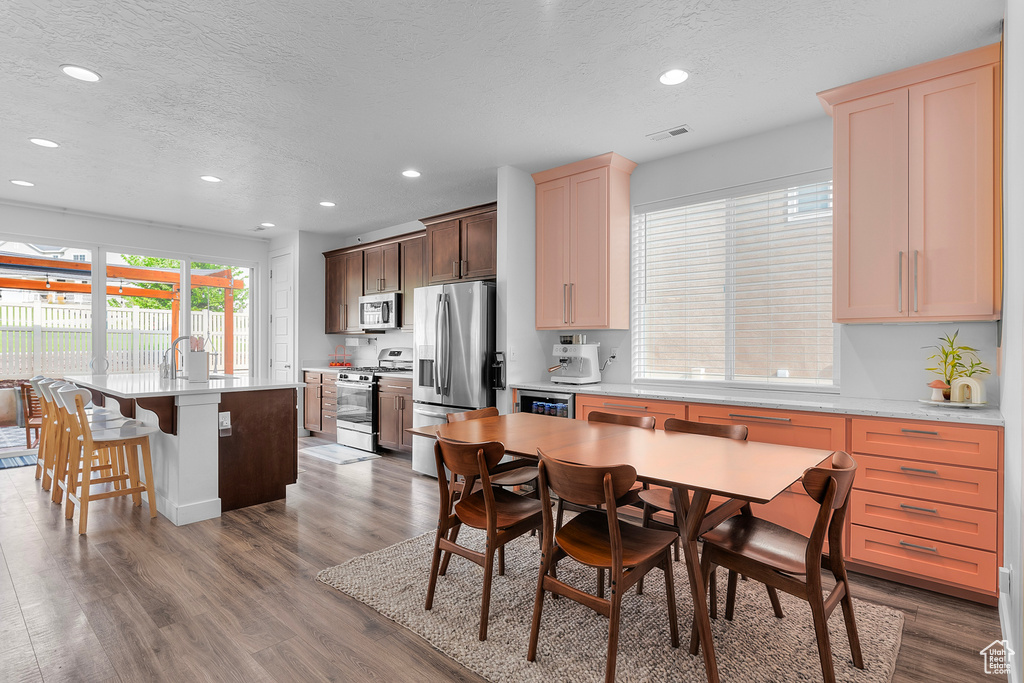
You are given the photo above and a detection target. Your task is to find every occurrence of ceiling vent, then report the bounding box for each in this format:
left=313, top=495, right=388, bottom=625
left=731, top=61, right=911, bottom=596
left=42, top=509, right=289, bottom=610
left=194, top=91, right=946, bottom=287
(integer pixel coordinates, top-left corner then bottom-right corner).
left=646, top=124, right=691, bottom=142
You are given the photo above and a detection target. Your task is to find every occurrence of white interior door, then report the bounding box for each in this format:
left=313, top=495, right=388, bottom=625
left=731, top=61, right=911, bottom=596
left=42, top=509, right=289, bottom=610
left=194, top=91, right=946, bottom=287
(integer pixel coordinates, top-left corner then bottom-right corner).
left=270, top=252, right=294, bottom=381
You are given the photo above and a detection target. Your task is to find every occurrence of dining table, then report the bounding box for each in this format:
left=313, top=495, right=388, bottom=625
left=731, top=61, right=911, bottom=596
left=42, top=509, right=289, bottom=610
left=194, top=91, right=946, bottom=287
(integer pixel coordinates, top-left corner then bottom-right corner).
left=407, top=411, right=835, bottom=683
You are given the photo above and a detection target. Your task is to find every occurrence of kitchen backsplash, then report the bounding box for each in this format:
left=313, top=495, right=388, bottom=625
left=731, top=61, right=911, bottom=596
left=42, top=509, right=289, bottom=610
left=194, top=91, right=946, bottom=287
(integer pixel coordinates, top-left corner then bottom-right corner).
left=309, top=331, right=415, bottom=368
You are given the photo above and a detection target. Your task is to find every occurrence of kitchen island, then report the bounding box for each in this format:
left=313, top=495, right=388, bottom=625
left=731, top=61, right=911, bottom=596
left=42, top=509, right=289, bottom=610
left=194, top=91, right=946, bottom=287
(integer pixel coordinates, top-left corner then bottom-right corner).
left=65, top=373, right=303, bottom=525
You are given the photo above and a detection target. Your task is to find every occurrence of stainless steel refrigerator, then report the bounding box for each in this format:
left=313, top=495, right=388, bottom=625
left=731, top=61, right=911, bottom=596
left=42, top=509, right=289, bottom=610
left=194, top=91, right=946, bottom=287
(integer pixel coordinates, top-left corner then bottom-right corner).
left=411, top=280, right=495, bottom=476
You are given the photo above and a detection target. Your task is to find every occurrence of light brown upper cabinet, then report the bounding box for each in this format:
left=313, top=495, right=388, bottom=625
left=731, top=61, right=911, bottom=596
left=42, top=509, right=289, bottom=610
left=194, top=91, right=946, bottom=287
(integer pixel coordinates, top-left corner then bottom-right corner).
left=422, top=203, right=497, bottom=284
left=819, top=43, right=1001, bottom=323
left=363, top=242, right=400, bottom=294
left=533, top=153, right=636, bottom=329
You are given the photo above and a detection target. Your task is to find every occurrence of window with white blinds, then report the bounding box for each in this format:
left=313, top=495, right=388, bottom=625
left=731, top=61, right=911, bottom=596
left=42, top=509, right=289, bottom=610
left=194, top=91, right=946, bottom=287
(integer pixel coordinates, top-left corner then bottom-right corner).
left=631, top=172, right=837, bottom=388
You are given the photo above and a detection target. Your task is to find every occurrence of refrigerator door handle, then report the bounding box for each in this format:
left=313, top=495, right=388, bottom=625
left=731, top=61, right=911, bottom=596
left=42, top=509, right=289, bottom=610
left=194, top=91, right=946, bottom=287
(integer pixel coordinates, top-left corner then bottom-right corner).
left=433, top=293, right=444, bottom=395
left=440, top=294, right=451, bottom=395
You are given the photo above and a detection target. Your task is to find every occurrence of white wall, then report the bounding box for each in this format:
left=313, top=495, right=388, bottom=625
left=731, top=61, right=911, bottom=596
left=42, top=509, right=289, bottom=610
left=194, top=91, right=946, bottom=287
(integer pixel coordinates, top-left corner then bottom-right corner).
left=1000, top=0, right=1023, bottom=676
left=0, top=200, right=271, bottom=375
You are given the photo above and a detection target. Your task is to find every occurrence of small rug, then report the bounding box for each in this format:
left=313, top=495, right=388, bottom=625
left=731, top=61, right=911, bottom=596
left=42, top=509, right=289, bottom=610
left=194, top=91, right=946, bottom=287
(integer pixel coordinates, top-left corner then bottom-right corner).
left=318, top=528, right=903, bottom=683
left=300, top=443, right=381, bottom=465
left=0, top=454, right=36, bottom=469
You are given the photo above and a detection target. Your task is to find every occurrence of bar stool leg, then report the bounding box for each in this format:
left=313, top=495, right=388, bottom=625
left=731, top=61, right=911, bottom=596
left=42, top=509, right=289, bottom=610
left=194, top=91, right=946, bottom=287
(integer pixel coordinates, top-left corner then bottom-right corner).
left=77, top=448, right=94, bottom=534
left=64, top=442, right=82, bottom=520
left=124, top=444, right=143, bottom=507
left=140, top=438, right=157, bottom=518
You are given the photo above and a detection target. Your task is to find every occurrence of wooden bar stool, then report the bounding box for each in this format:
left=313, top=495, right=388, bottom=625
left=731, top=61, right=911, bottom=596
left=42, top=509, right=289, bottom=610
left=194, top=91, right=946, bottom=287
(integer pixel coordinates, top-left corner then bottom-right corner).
left=31, top=377, right=57, bottom=488
left=21, top=379, right=43, bottom=448
left=56, top=387, right=160, bottom=534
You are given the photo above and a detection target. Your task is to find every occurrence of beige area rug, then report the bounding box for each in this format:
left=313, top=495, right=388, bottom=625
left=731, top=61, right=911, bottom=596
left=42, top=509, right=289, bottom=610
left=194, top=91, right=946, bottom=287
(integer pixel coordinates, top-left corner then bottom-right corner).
left=318, top=529, right=903, bottom=683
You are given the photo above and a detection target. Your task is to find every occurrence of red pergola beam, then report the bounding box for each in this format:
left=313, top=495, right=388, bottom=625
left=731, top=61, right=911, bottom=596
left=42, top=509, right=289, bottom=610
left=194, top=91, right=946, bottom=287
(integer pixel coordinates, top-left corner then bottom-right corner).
left=0, top=277, right=173, bottom=298
left=0, top=255, right=245, bottom=289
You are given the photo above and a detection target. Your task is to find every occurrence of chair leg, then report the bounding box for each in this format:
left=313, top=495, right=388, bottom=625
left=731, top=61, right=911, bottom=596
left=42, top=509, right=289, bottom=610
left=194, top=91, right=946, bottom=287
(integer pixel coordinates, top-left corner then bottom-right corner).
left=597, top=568, right=605, bottom=599
left=425, top=526, right=445, bottom=611
left=498, top=546, right=505, bottom=576
left=479, top=545, right=496, bottom=641
left=766, top=585, right=785, bottom=619
left=77, top=450, right=94, bottom=534
left=662, top=553, right=680, bottom=648
left=528, top=545, right=552, bottom=662
left=808, top=591, right=837, bottom=683
left=709, top=564, right=717, bottom=619
left=439, top=523, right=461, bottom=576
left=834, top=565, right=863, bottom=668
left=555, top=498, right=565, bottom=530
left=140, top=439, right=157, bottom=518
left=725, top=570, right=738, bottom=621
left=125, top=445, right=143, bottom=506
left=605, top=583, right=622, bottom=683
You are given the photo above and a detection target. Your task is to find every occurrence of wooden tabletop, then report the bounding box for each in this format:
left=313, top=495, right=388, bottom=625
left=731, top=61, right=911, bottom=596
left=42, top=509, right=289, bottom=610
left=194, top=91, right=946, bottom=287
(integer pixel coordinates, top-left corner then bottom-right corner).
left=408, top=412, right=833, bottom=504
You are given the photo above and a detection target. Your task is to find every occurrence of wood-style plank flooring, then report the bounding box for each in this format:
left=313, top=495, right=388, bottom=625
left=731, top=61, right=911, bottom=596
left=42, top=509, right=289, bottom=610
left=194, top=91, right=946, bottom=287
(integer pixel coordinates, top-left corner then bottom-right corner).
left=0, top=438, right=1004, bottom=682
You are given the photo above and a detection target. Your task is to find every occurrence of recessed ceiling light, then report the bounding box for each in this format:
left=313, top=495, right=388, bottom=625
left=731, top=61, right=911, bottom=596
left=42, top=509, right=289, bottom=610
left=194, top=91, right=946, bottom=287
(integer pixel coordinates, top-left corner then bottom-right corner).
left=60, top=64, right=101, bottom=82
left=658, top=69, right=689, bottom=86
left=29, top=138, right=60, bottom=148
left=10, top=180, right=35, bottom=187
left=260, top=222, right=275, bottom=228
left=200, top=175, right=222, bottom=183
left=319, top=201, right=336, bottom=207
left=402, top=169, right=421, bottom=178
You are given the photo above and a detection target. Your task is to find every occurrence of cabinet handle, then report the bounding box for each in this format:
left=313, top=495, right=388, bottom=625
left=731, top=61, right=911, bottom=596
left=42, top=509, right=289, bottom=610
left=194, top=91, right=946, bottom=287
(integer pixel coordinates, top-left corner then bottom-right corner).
left=899, top=540, right=938, bottom=553
left=385, top=385, right=408, bottom=389
left=897, top=251, right=903, bottom=312
left=913, top=250, right=919, bottom=312
left=563, top=284, right=568, bottom=323
left=901, top=428, right=939, bottom=436
left=604, top=402, right=647, bottom=410
left=900, top=503, right=938, bottom=514
left=462, top=260, right=468, bottom=276
left=395, top=395, right=400, bottom=411
left=728, top=413, right=791, bottom=422
left=569, top=283, right=575, bottom=323
left=900, top=465, right=939, bottom=475
left=400, top=396, right=405, bottom=410
left=452, top=261, right=458, bottom=278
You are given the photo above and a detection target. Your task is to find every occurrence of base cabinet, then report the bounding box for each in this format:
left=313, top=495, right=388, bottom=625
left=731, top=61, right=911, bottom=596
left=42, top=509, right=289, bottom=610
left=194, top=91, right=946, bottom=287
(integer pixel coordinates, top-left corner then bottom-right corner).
left=303, top=371, right=337, bottom=437
left=378, top=378, right=413, bottom=452
left=575, top=393, right=686, bottom=428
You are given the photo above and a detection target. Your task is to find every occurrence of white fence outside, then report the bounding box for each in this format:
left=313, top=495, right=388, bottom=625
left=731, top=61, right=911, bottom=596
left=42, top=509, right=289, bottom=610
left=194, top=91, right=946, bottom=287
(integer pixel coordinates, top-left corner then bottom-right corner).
left=0, top=303, right=249, bottom=379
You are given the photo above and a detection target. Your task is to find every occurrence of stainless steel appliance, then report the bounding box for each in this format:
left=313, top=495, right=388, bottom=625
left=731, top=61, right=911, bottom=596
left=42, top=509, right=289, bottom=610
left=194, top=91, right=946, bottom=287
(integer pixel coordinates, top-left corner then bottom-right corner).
left=548, top=342, right=601, bottom=384
left=358, top=292, right=400, bottom=330
left=514, top=388, right=575, bottom=418
left=412, top=281, right=495, bottom=476
left=336, top=347, right=413, bottom=451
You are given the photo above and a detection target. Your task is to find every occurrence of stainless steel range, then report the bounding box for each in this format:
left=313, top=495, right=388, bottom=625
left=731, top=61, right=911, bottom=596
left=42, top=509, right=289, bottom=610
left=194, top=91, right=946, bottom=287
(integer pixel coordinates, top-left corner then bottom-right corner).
left=336, top=347, right=413, bottom=451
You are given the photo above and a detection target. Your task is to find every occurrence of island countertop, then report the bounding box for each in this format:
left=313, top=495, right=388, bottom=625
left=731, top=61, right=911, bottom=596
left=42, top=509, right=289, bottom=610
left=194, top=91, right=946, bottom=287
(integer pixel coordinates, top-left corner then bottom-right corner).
left=65, top=372, right=304, bottom=399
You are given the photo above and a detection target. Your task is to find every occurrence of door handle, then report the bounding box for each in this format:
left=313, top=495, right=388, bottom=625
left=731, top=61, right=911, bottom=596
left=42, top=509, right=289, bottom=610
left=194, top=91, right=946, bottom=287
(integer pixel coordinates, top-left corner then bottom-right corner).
left=563, top=284, right=568, bottom=323
left=434, top=294, right=443, bottom=395
left=913, top=249, right=919, bottom=312
left=897, top=251, right=903, bottom=313
left=284, top=364, right=291, bottom=368
left=727, top=413, right=791, bottom=422
left=462, top=260, right=468, bottom=277
left=452, top=261, right=458, bottom=279
left=901, top=428, right=939, bottom=436
left=900, top=465, right=938, bottom=475
left=899, top=503, right=938, bottom=514
left=569, top=283, right=575, bottom=323
left=899, top=540, right=938, bottom=553
left=395, top=395, right=399, bottom=411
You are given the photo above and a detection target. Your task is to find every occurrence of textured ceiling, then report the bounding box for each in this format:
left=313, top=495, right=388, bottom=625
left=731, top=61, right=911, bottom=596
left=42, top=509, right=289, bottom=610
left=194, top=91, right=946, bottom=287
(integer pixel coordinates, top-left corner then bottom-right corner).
left=0, top=0, right=1005, bottom=239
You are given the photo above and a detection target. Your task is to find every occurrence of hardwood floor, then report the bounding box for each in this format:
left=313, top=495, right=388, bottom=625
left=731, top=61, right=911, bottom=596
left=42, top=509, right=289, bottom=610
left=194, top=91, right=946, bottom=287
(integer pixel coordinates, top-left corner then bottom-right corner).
left=0, top=441, right=1004, bottom=682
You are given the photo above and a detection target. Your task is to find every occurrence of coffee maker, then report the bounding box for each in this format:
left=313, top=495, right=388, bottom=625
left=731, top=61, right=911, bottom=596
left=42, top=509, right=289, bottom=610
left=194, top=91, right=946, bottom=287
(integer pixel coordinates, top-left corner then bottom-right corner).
left=549, top=342, right=601, bottom=385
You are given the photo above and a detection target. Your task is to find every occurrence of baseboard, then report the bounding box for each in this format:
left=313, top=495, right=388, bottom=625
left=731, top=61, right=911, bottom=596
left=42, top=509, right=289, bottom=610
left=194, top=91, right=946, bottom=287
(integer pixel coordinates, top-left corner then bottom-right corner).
left=999, top=592, right=1020, bottom=683
left=153, top=493, right=221, bottom=526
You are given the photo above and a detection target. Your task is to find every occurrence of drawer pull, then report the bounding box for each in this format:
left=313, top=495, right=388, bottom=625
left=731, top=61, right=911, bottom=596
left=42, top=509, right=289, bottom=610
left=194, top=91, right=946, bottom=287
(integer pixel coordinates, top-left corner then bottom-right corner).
left=900, top=465, right=939, bottom=475
left=385, top=385, right=409, bottom=389
left=728, top=413, right=791, bottom=422
left=604, top=402, right=647, bottom=410
left=900, top=428, right=939, bottom=436
left=899, top=540, right=938, bottom=553
left=899, top=503, right=938, bottom=514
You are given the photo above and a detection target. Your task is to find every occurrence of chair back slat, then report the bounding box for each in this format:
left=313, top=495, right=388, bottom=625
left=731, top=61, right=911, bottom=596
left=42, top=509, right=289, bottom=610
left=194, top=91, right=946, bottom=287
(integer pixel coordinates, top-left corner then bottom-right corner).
left=664, top=418, right=748, bottom=441
left=435, top=436, right=505, bottom=478
left=587, top=411, right=655, bottom=429
left=802, top=451, right=857, bottom=510
left=20, top=384, right=41, bottom=419
left=447, top=406, right=499, bottom=423
left=537, top=449, right=636, bottom=507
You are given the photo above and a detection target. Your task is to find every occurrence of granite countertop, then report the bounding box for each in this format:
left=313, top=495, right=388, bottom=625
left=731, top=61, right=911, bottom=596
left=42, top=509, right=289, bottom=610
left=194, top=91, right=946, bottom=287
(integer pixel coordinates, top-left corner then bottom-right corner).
left=509, top=380, right=1004, bottom=426
left=66, top=373, right=304, bottom=399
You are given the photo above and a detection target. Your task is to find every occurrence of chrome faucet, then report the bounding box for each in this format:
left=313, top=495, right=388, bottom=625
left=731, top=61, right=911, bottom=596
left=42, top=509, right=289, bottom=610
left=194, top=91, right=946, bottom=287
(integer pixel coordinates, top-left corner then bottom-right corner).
left=164, top=335, right=191, bottom=380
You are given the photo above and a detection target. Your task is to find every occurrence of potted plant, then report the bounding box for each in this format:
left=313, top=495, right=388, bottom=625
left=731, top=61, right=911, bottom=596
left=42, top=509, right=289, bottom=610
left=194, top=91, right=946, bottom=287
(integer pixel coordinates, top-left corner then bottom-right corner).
left=924, top=329, right=990, bottom=399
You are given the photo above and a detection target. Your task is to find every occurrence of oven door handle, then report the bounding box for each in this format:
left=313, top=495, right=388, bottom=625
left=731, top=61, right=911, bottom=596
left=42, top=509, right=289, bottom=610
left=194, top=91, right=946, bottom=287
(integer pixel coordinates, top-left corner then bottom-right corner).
left=335, top=381, right=373, bottom=390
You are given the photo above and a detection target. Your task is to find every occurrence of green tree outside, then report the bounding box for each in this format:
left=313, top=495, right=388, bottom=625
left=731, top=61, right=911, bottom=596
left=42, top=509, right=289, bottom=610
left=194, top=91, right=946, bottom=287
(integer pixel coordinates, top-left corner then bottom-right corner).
left=108, top=256, right=248, bottom=312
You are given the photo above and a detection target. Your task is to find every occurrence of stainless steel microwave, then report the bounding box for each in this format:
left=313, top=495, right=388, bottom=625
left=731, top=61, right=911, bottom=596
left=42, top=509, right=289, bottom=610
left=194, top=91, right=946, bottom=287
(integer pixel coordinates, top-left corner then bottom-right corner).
left=358, top=292, right=400, bottom=330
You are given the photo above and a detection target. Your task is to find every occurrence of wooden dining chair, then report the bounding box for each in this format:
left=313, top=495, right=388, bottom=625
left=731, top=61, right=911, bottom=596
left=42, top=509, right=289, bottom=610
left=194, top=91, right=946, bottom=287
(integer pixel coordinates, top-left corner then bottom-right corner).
left=697, top=451, right=863, bottom=682
left=635, top=417, right=782, bottom=617
left=21, top=381, right=43, bottom=448
left=528, top=450, right=679, bottom=683
left=447, top=407, right=539, bottom=489
left=425, top=434, right=545, bottom=641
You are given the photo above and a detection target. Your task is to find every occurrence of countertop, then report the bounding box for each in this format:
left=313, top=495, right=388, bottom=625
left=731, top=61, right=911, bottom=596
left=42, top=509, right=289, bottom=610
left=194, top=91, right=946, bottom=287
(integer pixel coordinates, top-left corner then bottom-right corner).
left=303, top=366, right=413, bottom=379
left=66, top=372, right=304, bottom=399
left=510, top=380, right=1004, bottom=426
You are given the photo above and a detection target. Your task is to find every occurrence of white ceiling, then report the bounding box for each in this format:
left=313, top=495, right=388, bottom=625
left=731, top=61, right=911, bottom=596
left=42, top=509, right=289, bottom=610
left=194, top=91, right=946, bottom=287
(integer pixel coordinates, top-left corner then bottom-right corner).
left=0, top=1, right=1005, bottom=239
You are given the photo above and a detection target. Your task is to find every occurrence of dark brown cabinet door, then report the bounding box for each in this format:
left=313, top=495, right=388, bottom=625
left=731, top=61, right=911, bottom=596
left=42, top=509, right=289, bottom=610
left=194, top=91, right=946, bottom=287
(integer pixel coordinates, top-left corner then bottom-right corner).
left=325, top=256, right=344, bottom=334
left=377, top=390, right=401, bottom=449
left=399, top=394, right=413, bottom=450
left=401, top=236, right=425, bottom=328
left=363, top=243, right=400, bottom=293
left=342, top=251, right=363, bottom=332
left=461, top=210, right=497, bottom=279
left=380, top=243, right=400, bottom=292
left=303, top=380, right=322, bottom=432
left=363, top=246, right=382, bottom=294
left=425, top=218, right=462, bottom=284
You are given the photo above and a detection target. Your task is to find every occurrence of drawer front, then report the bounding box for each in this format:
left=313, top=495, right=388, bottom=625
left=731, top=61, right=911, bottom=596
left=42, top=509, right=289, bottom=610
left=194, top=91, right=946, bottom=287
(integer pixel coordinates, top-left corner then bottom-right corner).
left=851, top=489, right=997, bottom=551
left=322, top=382, right=338, bottom=398
left=851, top=418, right=998, bottom=469
left=576, top=394, right=686, bottom=428
left=854, top=453, right=997, bottom=510
left=379, top=378, right=412, bottom=394
left=688, top=404, right=846, bottom=450
left=304, top=371, right=322, bottom=384
left=850, top=525, right=997, bottom=593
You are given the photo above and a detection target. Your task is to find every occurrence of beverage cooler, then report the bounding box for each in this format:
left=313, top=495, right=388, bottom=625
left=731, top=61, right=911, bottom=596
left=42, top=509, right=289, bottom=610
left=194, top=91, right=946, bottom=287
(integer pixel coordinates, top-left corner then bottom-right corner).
left=514, top=389, right=575, bottom=419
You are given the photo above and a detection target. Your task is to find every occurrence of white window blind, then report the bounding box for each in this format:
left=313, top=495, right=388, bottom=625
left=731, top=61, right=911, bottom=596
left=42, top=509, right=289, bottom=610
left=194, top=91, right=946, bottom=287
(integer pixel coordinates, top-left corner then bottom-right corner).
left=631, top=172, right=836, bottom=388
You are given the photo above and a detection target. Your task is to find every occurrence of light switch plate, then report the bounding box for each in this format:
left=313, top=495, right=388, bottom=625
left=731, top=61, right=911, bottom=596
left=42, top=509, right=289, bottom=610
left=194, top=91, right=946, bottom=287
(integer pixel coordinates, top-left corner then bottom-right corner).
left=218, top=411, right=231, bottom=429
